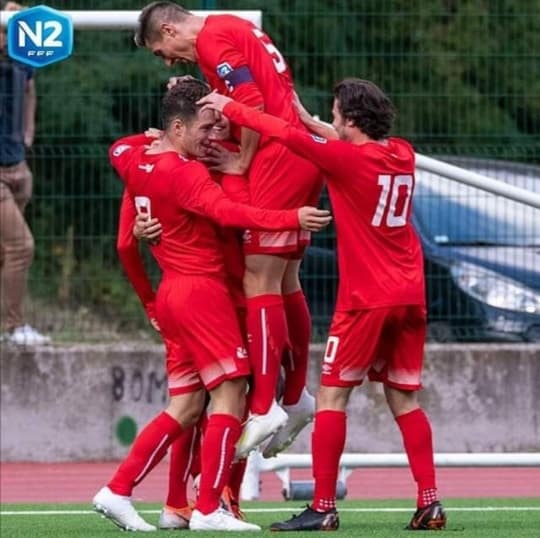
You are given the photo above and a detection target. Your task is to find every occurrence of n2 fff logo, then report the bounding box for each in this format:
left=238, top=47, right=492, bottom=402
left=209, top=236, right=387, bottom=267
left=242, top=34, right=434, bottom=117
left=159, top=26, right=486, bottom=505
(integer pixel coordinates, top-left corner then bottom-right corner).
left=7, top=5, right=73, bottom=68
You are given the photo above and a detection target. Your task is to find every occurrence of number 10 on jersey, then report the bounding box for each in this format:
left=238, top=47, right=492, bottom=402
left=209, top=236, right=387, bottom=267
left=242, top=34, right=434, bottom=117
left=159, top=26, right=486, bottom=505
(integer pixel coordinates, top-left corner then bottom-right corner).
left=371, top=174, right=414, bottom=228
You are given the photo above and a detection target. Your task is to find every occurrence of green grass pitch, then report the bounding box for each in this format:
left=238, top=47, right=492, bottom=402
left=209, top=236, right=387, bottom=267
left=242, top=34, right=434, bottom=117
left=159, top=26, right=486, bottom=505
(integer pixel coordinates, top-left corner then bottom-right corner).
left=1, top=498, right=539, bottom=537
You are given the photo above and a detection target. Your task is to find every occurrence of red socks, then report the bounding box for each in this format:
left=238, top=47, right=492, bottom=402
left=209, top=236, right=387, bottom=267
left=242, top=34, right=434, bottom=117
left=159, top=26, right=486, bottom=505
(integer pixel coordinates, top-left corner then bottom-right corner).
left=228, top=458, right=248, bottom=501
left=282, top=290, right=311, bottom=406
left=195, top=414, right=242, bottom=515
left=246, top=294, right=288, bottom=415
left=396, top=408, right=438, bottom=508
left=108, top=412, right=183, bottom=496
left=311, top=410, right=346, bottom=512
left=166, top=424, right=199, bottom=509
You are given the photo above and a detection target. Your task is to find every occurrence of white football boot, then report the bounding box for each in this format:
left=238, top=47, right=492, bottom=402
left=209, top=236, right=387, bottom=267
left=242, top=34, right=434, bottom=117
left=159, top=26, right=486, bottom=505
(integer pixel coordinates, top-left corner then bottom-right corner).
left=235, top=400, right=288, bottom=459
left=92, top=486, right=156, bottom=532
left=262, top=388, right=315, bottom=458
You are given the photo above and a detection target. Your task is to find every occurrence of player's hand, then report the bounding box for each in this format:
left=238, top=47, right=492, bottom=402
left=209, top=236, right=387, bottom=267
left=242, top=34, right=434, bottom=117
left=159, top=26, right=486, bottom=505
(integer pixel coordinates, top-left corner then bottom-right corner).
left=197, top=90, right=233, bottom=113
left=133, top=213, right=162, bottom=244
left=200, top=141, right=244, bottom=174
left=298, top=207, right=332, bottom=231
left=292, top=91, right=312, bottom=124
left=167, top=75, right=197, bottom=90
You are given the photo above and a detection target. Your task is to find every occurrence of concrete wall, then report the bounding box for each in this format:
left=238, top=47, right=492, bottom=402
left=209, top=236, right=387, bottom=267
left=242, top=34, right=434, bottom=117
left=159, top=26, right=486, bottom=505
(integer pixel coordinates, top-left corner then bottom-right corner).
left=0, top=343, right=538, bottom=461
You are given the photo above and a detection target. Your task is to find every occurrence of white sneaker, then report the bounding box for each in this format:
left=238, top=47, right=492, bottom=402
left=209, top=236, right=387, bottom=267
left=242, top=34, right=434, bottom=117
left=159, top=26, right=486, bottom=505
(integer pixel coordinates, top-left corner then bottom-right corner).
left=92, top=486, right=156, bottom=532
left=189, top=508, right=261, bottom=531
left=236, top=400, right=288, bottom=459
left=8, top=325, right=51, bottom=346
left=262, top=388, right=315, bottom=458
left=158, top=506, right=191, bottom=529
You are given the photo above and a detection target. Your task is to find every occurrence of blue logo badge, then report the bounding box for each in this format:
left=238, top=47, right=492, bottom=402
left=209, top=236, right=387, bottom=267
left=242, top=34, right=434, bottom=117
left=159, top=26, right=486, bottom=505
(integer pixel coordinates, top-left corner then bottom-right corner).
left=216, top=62, right=233, bottom=79
left=7, top=5, right=73, bottom=68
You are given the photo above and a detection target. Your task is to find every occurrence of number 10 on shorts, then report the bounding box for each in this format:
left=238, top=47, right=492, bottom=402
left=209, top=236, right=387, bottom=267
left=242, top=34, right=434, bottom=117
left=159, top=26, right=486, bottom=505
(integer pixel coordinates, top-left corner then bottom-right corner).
left=324, top=336, right=340, bottom=364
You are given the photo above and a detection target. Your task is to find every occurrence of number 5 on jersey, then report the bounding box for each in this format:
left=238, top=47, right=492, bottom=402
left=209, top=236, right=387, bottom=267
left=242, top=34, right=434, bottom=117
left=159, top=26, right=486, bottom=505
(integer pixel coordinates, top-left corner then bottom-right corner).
left=252, top=28, right=287, bottom=74
left=371, top=174, right=414, bottom=228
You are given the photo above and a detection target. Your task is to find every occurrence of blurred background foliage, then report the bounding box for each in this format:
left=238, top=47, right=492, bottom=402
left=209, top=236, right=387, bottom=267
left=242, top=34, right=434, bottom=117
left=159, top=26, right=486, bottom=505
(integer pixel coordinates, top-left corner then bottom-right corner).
left=12, top=0, right=539, bottom=340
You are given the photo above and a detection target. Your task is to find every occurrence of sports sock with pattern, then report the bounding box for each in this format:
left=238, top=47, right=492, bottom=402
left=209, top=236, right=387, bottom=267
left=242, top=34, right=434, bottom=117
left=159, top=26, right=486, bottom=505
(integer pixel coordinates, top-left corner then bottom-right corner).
left=165, top=424, right=198, bottom=509
left=246, top=294, right=288, bottom=414
left=396, top=407, right=438, bottom=508
left=108, top=411, right=183, bottom=496
left=282, top=290, right=311, bottom=405
left=311, top=410, right=346, bottom=512
left=195, top=413, right=242, bottom=515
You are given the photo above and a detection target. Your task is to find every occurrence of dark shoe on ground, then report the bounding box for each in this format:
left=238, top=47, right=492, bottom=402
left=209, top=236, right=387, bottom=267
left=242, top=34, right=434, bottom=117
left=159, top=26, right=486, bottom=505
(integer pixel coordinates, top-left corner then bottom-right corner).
left=406, top=501, right=447, bottom=530
left=270, top=505, right=339, bottom=531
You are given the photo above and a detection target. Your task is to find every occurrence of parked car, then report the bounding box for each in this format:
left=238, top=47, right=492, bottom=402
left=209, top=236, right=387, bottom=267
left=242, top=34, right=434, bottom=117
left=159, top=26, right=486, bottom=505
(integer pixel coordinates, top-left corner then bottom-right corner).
left=301, top=158, right=540, bottom=342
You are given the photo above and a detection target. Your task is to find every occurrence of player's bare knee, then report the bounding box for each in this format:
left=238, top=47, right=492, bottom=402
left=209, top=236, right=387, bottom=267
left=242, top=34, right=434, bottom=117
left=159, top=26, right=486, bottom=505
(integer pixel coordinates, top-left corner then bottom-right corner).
left=384, top=385, right=419, bottom=417
left=209, top=377, right=247, bottom=419
left=316, top=385, right=350, bottom=412
left=165, top=390, right=206, bottom=426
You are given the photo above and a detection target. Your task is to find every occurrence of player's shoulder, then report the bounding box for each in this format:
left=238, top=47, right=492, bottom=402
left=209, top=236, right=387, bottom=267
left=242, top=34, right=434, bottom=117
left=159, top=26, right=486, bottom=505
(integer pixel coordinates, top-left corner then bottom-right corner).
left=205, top=13, right=251, bottom=31
left=160, top=155, right=210, bottom=183
left=154, top=152, right=199, bottom=172
left=388, top=136, right=415, bottom=154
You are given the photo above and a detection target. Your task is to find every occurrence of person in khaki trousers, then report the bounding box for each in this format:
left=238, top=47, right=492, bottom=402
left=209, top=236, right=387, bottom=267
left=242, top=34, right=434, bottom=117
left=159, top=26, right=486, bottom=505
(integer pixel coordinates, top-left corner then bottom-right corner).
left=0, top=1, right=49, bottom=344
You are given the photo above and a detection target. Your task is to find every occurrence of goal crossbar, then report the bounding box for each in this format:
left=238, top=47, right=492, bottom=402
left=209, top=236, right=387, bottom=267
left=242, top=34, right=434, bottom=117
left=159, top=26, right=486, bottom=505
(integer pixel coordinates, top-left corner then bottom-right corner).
left=0, top=10, right=262, bottom=29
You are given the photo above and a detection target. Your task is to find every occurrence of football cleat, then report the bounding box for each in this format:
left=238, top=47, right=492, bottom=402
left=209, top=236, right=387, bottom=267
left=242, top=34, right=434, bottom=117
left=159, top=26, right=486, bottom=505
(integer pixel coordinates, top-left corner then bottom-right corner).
left=235, top=400, right=288, bottom=459
left=262, top=388, right=315, bottom=458
left=189, top=508, right=261, bottom=531
left=270, top=505, right=339, bottom=532
left=406, top=501, right=447, bottom=530
left=220, top=486, right=246, bottom=520
left=158, top=505, right=192, bottom=530
left=92, top=486, right=156, bottom=532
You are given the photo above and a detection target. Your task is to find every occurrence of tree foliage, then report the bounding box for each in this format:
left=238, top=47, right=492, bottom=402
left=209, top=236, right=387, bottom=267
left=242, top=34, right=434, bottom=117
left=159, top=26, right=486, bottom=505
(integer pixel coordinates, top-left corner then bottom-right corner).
left=23, top=0, right=538, bottom=332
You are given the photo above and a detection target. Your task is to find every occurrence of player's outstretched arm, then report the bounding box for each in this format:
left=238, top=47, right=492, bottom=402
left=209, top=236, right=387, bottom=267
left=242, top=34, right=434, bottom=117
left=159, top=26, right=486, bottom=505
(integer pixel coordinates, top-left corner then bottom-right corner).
left=116, top=191, right=158, bottom=329
left=175, top=162, right=330, bottom=232
left=293, top=91, right=339, bottom=140
left=198, top=93, right=351, bottom=180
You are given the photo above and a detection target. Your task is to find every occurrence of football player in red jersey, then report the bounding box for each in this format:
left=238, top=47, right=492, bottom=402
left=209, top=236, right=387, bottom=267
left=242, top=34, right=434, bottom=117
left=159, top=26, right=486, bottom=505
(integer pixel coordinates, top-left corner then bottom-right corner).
left=198, top=79, right=446, bottom=532
left=126, top=108, right=253, bottom=528
left=92, top=79, right=330, bottom=533
left=135, top=2, right=324, bottom=457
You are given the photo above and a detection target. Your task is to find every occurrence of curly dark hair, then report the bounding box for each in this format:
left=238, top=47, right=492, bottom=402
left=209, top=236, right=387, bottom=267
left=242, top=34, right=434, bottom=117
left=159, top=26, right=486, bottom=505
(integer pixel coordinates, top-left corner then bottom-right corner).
left=161, top=78, right=211, bottom=128
left=333, top=78, right=396, bottom=140
left=134, top=1, right=191, bottom=47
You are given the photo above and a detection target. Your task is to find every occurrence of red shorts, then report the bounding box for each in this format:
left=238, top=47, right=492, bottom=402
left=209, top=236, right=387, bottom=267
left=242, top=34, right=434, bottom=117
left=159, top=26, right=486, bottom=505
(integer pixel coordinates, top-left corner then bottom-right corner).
left=246, top=141, right=323, bottom=256
left=156, top=275, right=250, bottom=394
left=242, top=229, right=311, bottom=258
left=163, top=337, right=201, bottom=396
left=321, top=305, right=427, bottom=390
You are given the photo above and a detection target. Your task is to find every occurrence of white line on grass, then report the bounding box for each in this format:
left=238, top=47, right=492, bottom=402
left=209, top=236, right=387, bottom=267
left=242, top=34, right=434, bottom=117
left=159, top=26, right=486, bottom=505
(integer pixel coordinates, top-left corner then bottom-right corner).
left=1, top=507, right=540, bottom=516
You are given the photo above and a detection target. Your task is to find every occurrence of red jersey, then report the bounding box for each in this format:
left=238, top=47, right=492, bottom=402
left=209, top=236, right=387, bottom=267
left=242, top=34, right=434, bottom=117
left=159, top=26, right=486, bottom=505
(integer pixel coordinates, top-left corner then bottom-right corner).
left=211, top=141, right=249, bottom=307
left=222, top=102, right=426, bottom=310
left=109, top=133, right=298, bottom=278
left=196, top=15, right=301, bottom=127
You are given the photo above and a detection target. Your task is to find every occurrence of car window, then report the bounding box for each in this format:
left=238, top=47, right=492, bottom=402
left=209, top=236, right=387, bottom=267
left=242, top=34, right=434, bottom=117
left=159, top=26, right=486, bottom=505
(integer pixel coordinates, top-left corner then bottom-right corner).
left=414, top=160, right=540, bottom=246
